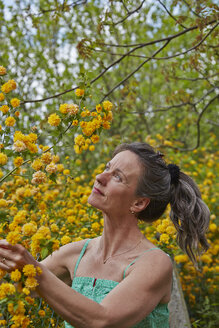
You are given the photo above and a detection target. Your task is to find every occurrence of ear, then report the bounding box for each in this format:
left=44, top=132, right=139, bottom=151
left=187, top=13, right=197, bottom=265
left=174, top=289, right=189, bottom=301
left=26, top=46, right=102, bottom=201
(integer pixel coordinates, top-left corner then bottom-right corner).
left=131, top=197, right=150, bottom=213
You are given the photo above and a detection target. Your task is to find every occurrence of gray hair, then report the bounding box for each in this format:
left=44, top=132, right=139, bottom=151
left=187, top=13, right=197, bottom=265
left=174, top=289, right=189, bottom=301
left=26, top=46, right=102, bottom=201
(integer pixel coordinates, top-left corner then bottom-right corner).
left=113, top=142, right=210, bottom=265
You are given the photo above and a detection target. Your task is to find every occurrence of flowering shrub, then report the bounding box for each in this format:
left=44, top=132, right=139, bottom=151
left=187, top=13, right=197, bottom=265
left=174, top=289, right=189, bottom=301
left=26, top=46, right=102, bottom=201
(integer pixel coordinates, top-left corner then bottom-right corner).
left=0, top=66, right=218, bottom=326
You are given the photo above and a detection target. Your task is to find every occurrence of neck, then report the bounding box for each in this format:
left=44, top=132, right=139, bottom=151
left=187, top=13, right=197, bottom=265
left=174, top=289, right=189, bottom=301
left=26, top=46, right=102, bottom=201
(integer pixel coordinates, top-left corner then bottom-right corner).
left=99, top=213, right=144, bottom=261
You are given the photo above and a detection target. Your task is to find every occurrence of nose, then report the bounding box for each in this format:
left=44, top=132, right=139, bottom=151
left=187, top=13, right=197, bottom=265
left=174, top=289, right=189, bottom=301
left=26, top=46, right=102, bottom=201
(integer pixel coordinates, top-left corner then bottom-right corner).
left=96, top=171, right=109, bottom=186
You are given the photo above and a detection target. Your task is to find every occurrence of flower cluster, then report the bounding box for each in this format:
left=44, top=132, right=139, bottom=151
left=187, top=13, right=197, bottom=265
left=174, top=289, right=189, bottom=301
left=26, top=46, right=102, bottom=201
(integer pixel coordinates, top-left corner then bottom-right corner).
left=13, top=131, right=38, bottom=153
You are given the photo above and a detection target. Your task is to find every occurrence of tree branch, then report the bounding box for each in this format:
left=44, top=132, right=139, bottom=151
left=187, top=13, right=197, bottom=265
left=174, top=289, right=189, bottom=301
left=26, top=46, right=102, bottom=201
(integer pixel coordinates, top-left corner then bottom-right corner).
left=182, top=0, right=201, bottom=18
left=21, top=19, right=217, bottom=105
left=111, top=1, right=146, bottom=26
left=157, top=0, right=187, bottom=29
left=91, top=22, right=218, bottom=60
left=100, top=40, right=170, bottom=102
left=96, top=19, right=216, bottom=48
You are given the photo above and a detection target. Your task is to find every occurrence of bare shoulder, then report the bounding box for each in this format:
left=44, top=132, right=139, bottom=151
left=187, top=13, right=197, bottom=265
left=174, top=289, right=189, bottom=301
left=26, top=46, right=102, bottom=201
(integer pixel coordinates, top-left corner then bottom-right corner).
left=42, top=238, right=89, bottom=266
left=40, top=238, right=92, bottom=283
left=127, top=248, right=173, bottom=287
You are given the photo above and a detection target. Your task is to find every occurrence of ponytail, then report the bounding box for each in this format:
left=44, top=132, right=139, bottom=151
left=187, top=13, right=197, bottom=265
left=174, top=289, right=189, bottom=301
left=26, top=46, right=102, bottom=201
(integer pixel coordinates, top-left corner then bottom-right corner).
left=113, top=142, right=210, bottom=266
left=169, top=171, right=210, bottom=266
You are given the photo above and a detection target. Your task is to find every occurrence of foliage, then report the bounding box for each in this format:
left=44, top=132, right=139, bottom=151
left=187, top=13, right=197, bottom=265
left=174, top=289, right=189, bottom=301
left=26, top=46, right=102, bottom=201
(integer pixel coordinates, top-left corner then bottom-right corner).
left=0, top=0, right=218, bottom=326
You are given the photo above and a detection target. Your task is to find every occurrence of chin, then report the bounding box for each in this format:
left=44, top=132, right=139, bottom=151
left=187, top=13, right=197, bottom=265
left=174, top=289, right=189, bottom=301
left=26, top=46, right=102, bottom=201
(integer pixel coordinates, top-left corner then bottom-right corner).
left=88, top=195, right=104, bottom=212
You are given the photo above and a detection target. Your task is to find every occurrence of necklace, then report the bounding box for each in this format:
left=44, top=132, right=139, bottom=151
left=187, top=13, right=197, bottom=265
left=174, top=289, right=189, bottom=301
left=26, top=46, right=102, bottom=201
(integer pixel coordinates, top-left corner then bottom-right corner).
left=103, top=238, right=143, bottom=264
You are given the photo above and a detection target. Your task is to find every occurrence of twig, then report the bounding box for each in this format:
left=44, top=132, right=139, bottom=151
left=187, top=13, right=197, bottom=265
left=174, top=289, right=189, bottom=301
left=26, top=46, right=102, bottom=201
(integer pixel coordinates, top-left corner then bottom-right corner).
left=91, top=22, right=218, bottom=60
left=20, top=19, right=217, bottom=105
left=182, top=0, right=201, bottom=18
left=157, top=0, right=187, bottom=29
left=100, top=40, right=170, bottom=102
left=112, top=0, right=146, bottom=26
left=96, top=19, right=216, bottom=48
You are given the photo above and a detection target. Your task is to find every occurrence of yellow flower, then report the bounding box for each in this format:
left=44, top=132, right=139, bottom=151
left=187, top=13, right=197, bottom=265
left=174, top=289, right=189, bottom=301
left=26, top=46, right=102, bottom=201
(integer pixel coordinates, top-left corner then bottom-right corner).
left=0, top=199, right=8, bottom=207
left=72, top=120, right=78, bottom=126
left=10, top=98, right=20, bottom=108
left=89, top=145, right=95, bottom=151
left=31, top=158, right=43, bottom=171
left=0, top=269, right=6, bottom=279
left=23, top=264, right=36, bottom=277
left=41, top=152, right=52, bottom=164
left=13, top=140, right=26, bottom=152
left=166, top=226, right=176, bottom=235
left=209, top=223, right=217, bottom=233
left=57, top=163, right=64, bottom=172
left=25, top=296, right=35, bottom=304
left=1, top=80, right=16, bottom=93
left=0, top=283, right=16, bottom=300
left=91, top=134, right=100, bottom=144
left=0, top=93, right=5, bottom=101
left=59, top=103, right=68, bottom=114
left=22, top=223, right=37, bottom=236
left=74, top=134, right=85, bottom=146
left=27, top=143, right=38, bottom=153
left=67, top=104, right=79, bottom=115
left=102, top=121, right=110, bottom=129
left=48, top=113, right=61, bottom=126
left=52, top=154, right=60, bottom=163
left=61, top=235, right=71, bottom=245
left=174, top=254, right=188, bottom=263
left=96, top=104, right=102, bottom=113
left=11, top=269, right=22, bottom=282
left=22, top=287, right=30, bottom=295
left=46, top=163, right=57, bottom=174
left=0, top=66, right=7, bottom=75
left=50, top=223, right=59, bottom=232
left=6, top=231, right=22, bottom=245
left=200, top=254, right=212, bottom=264
left=31, top=171, right=47, bottom=184
left=13, top=156, right=23, bottom=167
left=103, top=100, right=113, bottom=111
left=0, top=152, right=8, bottom=165
left=75, top=88, right=85, bottom=97
left=38, top=310, right=46, bottom=317
left=91, top=222, right=101, bottom=232
left=25, top=277, right=38, bottom=289
left=159, top=233, right=170, bottom=244
left=0, top=104, right=9, bottom=114
left=5, top=116, right=16, bottom=127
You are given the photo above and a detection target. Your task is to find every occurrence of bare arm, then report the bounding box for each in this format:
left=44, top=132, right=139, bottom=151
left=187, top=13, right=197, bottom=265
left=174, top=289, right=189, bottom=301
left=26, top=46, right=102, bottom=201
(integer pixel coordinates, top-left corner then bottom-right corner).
left=40, top=239, right=86, bottom=285
left=36, top=250, right=172, bottom=328
left=0, top=241, right=172, bottom=328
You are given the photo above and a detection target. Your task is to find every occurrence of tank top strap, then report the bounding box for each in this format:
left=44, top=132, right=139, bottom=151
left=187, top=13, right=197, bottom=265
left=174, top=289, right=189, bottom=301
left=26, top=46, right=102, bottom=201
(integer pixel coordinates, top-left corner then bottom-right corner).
left=123, top=247, right=160, bottom=279
left=73, top=239, right=91, bottom=278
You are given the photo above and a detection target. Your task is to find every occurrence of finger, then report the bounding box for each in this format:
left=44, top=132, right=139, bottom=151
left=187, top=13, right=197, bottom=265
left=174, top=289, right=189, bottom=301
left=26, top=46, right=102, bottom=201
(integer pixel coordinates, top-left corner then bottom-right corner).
left=0, top=259, right=16, bottom=272
left=0, top=248, right=14, bottom=261
left=0, top=240, right=11, bottom=249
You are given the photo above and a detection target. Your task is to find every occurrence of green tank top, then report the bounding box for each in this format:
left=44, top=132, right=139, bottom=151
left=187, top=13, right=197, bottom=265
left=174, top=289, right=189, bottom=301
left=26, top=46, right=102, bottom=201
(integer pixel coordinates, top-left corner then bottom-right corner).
left=65, top=239, right=169, bottom=328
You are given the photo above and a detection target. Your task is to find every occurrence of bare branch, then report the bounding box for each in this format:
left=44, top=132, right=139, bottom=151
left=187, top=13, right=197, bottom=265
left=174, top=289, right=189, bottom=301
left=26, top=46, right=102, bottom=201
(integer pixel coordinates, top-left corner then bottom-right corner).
left=121, top=0, right=130, bottom=13
left=21, top=19, right=217, bottom=105
left=96, top=19, right=216, bottom=48
left=182, top=0, right=201, bottom=18
left=112, top=1, right=146, bottom=26
left=161, top=94, right=218, bottom=152
left=157, top=0, right=187, bottom=29
left=91, top=22, right=219, bottom=60
left=100, top=40, right=170, bottom=102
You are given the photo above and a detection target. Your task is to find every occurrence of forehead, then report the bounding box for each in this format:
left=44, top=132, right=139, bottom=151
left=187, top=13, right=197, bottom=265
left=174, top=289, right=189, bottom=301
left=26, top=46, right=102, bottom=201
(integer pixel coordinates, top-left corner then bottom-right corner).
left=111, top=150, right=142, bottom=177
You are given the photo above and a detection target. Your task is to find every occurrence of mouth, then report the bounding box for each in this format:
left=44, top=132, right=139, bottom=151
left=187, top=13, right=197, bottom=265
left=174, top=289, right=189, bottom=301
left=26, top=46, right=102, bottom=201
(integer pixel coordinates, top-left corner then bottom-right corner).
left=93, top=186, right=104, bottom=195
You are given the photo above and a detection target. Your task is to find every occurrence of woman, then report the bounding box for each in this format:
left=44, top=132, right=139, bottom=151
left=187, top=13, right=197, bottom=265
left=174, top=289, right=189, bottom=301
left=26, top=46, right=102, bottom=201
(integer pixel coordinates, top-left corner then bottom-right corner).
left=0, top=142, right=210, bottom=328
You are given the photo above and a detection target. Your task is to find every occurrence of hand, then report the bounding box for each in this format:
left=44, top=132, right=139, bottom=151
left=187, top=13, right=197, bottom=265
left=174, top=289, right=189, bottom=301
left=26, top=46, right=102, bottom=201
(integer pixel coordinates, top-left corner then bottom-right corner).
left=0, top=239, right=37, bottom=273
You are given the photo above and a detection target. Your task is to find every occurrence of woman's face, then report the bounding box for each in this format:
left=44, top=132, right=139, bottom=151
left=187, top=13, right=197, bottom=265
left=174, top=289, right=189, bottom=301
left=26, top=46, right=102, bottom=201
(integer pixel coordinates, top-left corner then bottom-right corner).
left=88, top=150, right=143, bottom=216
